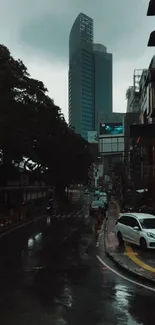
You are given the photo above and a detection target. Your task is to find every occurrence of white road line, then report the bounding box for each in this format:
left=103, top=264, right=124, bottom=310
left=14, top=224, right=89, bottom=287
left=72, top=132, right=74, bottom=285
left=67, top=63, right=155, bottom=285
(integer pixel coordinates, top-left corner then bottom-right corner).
left=96, top=255, right=155, bottom=293
left=0, top=215, right=46, bottom=239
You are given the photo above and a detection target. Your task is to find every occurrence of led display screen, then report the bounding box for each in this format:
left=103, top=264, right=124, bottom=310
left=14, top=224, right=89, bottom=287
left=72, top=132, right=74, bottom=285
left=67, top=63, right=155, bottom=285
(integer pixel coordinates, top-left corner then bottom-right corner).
left=100, top=123, right=123, bottom=135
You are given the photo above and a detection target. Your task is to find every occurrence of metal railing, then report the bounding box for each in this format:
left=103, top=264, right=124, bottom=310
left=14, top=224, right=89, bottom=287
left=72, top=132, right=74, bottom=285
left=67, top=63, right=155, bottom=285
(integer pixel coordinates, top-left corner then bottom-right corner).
left=0, top=202, right=47, bottom=235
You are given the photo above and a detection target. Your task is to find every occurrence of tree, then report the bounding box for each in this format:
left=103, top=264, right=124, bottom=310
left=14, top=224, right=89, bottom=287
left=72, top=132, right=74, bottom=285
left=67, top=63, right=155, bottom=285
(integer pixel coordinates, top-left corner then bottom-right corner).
left=0, top=44, right=93, bottom=190
left=0, top=45, right=48, bottom=170
left=40, top=122, right=93, bottom=194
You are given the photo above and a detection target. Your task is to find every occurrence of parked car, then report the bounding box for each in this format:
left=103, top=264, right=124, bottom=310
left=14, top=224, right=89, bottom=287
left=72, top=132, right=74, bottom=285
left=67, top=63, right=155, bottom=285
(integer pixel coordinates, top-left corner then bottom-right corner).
left=94, top=220, right=102, bottom=238
left=94, top=190, right=100, bottom=196
left=89, top=200, right=104, bottom=216
left=115, top=212, right=155, bottom=249
left=98, top=192, right=108, bottom=204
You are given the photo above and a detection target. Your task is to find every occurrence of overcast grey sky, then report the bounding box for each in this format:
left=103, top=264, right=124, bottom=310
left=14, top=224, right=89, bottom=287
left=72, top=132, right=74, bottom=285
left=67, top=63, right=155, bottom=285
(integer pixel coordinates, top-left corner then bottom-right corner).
left=1, top=0, right=155, bottom=120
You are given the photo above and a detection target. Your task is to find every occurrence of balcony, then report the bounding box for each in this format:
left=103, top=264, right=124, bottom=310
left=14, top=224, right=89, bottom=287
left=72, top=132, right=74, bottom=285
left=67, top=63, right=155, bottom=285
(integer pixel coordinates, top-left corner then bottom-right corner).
left=130, top=125, right=155, bottom=145
left=129, top=163, right=155, bottom=189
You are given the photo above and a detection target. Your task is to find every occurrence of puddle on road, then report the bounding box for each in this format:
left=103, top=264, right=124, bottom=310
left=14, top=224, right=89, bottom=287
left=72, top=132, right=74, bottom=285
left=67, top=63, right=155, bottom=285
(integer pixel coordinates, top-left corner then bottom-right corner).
left=0, top=216, right=95, bottom=325
left=113, top=284, right=142, bottom=325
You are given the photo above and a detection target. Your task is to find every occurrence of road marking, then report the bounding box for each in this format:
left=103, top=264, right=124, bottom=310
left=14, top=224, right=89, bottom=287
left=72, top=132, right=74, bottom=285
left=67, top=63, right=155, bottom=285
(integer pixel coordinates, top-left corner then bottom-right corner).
left=96, top=255, right=155, bottom=292
left=125, top=244, right=155, bottom=273
left=124, top=251, right=138, bottom=256
left=101, top=266, right=108, bottom=270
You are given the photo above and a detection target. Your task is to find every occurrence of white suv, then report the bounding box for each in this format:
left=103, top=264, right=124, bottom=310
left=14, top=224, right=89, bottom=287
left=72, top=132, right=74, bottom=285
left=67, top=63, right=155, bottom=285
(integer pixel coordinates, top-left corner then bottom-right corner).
left=115, top=213, right=155, bottom=249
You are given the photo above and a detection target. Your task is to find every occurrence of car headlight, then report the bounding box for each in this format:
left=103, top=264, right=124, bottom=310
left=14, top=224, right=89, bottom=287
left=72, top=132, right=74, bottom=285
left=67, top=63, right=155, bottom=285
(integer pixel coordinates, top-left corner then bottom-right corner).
left=147, top=232, right=155, bottom=239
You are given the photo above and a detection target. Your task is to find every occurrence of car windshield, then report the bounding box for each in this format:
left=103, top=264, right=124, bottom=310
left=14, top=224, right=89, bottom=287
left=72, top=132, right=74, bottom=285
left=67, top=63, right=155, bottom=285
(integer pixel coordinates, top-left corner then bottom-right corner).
left=140, top=218, right=155, bottom=229
left=99, top=196, right=107, bottom=200
left=92, top=201, right=104, bottom=207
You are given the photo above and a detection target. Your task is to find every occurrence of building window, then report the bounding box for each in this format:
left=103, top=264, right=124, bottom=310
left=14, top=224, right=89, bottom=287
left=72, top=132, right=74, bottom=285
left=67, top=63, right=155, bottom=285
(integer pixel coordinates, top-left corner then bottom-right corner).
left=103, top=143, right=110, bottom=152
left=111, top=143, right=117, bottom=151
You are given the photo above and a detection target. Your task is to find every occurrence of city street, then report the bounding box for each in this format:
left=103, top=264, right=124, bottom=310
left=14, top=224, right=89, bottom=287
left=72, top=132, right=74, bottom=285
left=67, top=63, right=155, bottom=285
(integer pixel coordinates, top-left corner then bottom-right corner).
left=0, top=194, right=155, bottom=325
left=1, top=2, right=154, bottom=325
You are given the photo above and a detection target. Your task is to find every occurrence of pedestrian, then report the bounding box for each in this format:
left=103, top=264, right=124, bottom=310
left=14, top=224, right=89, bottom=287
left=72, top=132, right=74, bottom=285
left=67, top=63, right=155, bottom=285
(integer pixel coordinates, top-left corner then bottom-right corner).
left=105, top=202, right=108, bottom=212
left=98, top=206, right=105, bottom=223
left=98, top=207, right=102, bottom=224
left=104, top=202, right=108, bottom=220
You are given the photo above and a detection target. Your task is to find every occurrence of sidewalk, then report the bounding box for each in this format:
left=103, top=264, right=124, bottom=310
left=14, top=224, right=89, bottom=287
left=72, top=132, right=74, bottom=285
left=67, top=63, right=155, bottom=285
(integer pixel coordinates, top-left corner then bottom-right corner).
left=104, top=203, right=155, bottom=284
left=105, top=203, right=118, bottom=251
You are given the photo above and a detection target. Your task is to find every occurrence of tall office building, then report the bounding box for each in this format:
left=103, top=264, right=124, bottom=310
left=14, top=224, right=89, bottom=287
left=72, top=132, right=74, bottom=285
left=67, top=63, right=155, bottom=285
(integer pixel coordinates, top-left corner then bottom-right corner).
left=93, top=44, right=112, bottom=132
left=69, top=13, right=94, bottom=140
left=69, top=14, right=94, bottom=139
left=68, top=13, right=113, bottom=140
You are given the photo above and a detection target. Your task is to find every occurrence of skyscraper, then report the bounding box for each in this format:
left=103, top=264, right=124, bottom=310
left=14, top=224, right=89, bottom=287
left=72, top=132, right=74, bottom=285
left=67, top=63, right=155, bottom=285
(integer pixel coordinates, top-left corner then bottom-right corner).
left=68, top=13, right=113, bottom=140
left=69, top=13, right=94, bottom=140
left=93, top=44, right=113, bottom=132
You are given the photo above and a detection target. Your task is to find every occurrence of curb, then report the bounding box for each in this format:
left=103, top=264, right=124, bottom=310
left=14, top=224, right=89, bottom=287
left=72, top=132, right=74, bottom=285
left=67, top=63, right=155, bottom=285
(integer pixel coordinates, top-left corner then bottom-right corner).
left=110, top=200, right=120, bottom=218
left=103, top=216, right=155, bottom=285
left=106, top=250, right=155, bottom=284
left=103, top=218, right=155, bottom=284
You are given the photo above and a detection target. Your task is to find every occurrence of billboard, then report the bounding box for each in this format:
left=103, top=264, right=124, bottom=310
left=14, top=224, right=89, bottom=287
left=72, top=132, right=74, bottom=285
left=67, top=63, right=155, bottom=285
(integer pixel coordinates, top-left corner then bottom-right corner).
left=88, top=131, right=98, bottom=143
left=100, top=123, right=123, bottom=135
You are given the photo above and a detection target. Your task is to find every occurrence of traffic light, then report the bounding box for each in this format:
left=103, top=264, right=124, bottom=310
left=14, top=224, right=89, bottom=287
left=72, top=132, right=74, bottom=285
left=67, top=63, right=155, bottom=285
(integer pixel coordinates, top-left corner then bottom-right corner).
left=147, top=0, right=155, bottom=46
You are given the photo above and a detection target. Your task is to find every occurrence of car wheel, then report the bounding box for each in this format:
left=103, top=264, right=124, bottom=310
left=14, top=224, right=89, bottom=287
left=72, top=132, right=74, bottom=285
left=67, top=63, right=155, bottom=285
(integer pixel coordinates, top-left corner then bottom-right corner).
left=140, top=238, right=147, bottom=250
left=117, top=232, right=124, bottom=246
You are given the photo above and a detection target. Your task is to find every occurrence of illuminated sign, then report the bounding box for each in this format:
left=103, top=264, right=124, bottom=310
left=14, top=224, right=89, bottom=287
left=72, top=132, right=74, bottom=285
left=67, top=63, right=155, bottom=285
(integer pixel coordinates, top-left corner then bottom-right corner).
left=100, top=123, right=123, bottom=135
left=87, top=131, right=98, bottom=143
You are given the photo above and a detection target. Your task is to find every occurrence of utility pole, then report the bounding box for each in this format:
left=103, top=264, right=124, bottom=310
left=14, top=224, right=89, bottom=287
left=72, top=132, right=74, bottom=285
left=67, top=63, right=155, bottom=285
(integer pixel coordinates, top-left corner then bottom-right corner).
left=147, top=0, right=155, bottom=46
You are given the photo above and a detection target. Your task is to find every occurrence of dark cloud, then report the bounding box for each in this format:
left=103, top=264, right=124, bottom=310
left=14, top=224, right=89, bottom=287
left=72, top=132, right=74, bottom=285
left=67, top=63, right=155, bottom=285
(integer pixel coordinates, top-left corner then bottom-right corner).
left=0, top=0, right=153, bottom=117
left=20, top=13, right=71, bottom=62
left=19, top=0, right=149, bottom=61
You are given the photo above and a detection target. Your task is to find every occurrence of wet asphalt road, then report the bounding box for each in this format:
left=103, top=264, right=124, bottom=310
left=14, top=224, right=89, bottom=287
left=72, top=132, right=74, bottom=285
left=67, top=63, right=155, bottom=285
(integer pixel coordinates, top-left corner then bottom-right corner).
left=0, top=194, right=155, bottom=325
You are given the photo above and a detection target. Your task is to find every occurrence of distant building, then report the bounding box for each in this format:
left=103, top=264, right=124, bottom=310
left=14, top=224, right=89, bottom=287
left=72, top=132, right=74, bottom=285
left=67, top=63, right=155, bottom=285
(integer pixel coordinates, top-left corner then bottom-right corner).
left=124, top=64, right=155, bottom=188
left=93, top=44, right=113, bottom=131
left=98, top=133, right=124, bottom=177
left=69, top=13, right=94, bottom=140
left=68, top=13, right=113, bottom=140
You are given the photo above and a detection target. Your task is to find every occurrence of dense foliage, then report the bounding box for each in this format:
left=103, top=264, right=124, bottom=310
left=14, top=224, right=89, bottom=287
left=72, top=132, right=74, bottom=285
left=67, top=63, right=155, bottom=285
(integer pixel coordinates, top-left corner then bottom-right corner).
left=0, top=45, right=93, bottom=188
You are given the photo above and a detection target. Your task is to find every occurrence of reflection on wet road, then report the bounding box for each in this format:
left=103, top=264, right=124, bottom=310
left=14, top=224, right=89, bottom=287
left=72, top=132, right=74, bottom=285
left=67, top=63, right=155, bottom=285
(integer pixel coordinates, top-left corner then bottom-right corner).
left=0, top=215, right=155, bottom=325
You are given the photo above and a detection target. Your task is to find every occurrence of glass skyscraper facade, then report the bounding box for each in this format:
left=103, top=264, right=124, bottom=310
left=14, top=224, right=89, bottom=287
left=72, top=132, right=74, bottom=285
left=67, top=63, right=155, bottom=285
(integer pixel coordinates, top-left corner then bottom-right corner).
left=68, top=13, right=113, bottom=140
left=93, top=44, right=113, bottom=132
left=69, top=13, right=94, bottom=140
